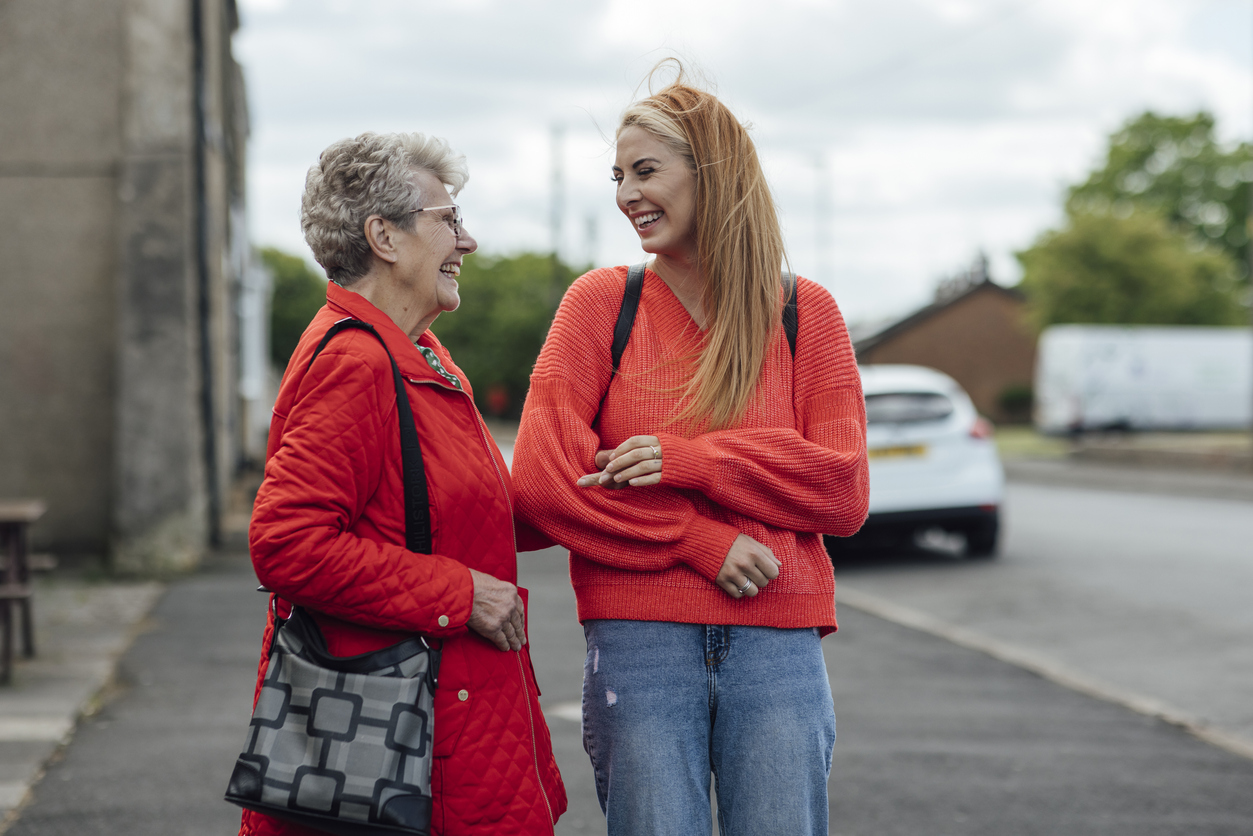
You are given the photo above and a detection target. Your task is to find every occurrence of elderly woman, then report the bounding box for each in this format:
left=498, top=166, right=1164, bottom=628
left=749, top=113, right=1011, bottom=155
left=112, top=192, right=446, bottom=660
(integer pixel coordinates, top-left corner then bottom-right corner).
left=241, top=132, right=566, bottom=836
left=513, top=67, right=868, bottom=836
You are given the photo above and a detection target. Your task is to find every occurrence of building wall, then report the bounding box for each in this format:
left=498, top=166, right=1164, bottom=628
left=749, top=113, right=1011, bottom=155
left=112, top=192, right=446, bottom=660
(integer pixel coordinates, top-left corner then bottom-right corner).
left=0, top=1, right=126, bottom=553
left=856, top=287, right=1037, bottom=423
left=0, top=0, right=248, bottom=571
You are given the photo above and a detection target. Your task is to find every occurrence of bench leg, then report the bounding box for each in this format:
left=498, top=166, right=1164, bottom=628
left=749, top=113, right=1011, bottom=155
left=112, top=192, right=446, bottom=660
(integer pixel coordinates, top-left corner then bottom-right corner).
left=0, top=599, right=11, bottom=685
left=20, top=598, right=33, bottom=659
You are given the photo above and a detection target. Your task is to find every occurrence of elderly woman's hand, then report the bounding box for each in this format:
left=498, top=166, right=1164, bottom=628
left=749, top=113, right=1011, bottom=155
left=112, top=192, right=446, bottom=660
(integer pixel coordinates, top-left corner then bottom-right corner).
left=467, top=568, right=526, bottom=651
left=576, top=435, right=664, bottom=489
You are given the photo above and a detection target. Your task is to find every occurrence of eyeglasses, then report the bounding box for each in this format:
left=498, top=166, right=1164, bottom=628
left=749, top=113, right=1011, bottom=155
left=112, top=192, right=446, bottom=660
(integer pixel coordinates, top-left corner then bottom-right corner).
left=410, top=204, right=463, bottom=237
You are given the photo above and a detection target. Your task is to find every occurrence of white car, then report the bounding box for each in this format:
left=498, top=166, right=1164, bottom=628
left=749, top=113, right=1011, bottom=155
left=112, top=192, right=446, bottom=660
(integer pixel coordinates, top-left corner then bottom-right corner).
left=832, top=364, right=1004, bottom=557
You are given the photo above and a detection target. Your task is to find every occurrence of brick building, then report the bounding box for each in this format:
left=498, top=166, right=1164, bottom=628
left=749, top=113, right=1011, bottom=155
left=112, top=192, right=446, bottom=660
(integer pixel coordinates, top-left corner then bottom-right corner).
left=854, top=262, right=1037, bottom=423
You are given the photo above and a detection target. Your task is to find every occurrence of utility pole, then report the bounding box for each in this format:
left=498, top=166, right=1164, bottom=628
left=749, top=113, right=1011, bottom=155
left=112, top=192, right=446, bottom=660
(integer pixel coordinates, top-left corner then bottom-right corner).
left=814, top=152, right=831, bottom=282
left=584, top=212, right=598, bottom=270
left=550, top=124, right=565, bottom=304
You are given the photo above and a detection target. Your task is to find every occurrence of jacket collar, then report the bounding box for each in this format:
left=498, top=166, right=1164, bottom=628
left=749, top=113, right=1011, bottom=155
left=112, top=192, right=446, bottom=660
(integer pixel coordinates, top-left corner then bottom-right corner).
left=324, top=281, right=458, bottom=387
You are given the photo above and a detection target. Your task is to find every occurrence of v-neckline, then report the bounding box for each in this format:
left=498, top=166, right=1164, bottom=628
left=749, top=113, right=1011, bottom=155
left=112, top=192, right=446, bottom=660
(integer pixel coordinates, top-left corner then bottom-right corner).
left=645, top=268, right=707, bottom=343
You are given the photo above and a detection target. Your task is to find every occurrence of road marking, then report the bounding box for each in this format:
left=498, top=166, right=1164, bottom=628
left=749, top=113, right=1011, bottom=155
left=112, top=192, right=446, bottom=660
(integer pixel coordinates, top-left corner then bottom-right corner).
left=544, top=701, right=583, bottom=723
left=0, top=781, right=30, bottom=810
left=0, top=719, right=72, bottom=742
left=837, top=584, right=1253, bottom=762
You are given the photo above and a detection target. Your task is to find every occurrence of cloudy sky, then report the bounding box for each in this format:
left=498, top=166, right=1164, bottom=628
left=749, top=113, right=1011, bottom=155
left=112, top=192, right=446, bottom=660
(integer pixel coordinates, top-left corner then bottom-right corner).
left=234, top=0, right=1252, bottom=326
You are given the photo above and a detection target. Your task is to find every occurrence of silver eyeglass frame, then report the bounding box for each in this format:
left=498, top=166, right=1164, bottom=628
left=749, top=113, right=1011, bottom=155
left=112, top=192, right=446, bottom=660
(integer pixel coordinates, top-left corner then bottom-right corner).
left=409, top=204, right=462, bottom=237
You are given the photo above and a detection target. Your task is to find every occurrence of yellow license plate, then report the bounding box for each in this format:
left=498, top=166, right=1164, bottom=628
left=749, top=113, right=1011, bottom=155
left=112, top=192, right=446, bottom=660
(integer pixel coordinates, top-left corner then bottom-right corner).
left=868, top=444, right=928, bottom=460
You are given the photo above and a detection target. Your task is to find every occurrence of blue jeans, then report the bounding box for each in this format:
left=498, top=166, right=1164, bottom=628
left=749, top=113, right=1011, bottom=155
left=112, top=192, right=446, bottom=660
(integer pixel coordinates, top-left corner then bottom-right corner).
left=581, top=620, right=836, bottom=836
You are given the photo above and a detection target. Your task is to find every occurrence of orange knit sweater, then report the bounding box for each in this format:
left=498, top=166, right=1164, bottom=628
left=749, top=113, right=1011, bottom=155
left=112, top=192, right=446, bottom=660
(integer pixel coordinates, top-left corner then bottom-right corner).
left=513, top=266, right=868, bottom=633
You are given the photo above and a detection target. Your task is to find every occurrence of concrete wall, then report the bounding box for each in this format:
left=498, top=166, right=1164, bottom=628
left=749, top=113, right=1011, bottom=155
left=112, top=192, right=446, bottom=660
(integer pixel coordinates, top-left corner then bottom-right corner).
left=857, top=287, right=1038, bottom=423
left=0, top=0, right=249, bottom=572
left=0, top=1, right=126, bottom=553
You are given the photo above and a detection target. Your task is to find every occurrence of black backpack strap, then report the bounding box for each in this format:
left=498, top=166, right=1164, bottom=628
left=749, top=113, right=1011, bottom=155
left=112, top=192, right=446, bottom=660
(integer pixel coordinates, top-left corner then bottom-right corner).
left=782, top=272, right=798, bottom=358
left=594, top=264, right=646, bottom=422
left=595, top=265, right=797, bottom=424
left=307, top=318, right=432, bottom=554
left=611, top=264, right=646, bottom=373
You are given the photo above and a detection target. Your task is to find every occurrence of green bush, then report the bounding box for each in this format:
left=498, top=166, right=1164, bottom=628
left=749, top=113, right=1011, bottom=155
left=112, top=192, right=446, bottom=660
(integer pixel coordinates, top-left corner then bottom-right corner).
left=259, top=247, right=581, bottom=417
left=998, top=384, right=1034, bottom=422
left=1016, top=210, right=1246, bottom=329
left=262, top=247, right=327, bottom=370
left=433, top=253, right=580, bottom=419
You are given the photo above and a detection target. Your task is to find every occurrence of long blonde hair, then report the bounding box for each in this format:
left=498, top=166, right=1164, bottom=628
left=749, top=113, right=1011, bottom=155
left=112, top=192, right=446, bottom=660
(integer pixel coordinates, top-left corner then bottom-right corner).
left=619, top=64, right=786, bottom=430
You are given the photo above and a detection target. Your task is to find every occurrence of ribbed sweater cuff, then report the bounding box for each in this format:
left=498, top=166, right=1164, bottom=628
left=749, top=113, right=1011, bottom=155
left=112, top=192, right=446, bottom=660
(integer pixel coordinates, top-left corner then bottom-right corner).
left=656, top=432, right=714, bottom=494
left=672, top=515, right=740, bottom=581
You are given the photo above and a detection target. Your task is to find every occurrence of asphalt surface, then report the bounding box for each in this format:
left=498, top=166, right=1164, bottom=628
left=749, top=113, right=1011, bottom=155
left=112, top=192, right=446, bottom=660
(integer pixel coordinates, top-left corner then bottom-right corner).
left=834, top=479, right=1253, bottom=750
left=4, top=554, right=265, bottom=836
left=4, top=456, right=1253, bottom=835
left=3, top=543, right=1249, bottom=835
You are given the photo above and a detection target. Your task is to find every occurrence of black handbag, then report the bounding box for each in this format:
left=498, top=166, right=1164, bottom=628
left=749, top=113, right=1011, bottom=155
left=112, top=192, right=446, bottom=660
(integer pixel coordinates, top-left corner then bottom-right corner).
left=226, top=319, right=439, bottom=836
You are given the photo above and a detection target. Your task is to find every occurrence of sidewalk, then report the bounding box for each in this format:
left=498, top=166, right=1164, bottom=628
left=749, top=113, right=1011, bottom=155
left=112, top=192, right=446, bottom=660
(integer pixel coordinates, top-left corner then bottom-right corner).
left=0, top=574, right=163, bottom=829
left=997, top=426, right=1253, bottom=473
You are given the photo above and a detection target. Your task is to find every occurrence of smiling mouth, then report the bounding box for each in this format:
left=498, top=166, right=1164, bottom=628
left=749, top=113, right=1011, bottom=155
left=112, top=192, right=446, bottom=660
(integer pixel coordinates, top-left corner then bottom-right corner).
left=439, top=262, right=460, bottom=279
left=634, top=211, right=663, bottom=231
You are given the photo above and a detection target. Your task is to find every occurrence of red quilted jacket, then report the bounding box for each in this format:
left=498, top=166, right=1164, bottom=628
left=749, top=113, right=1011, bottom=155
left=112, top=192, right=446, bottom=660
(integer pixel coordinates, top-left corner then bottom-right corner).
left=240, top=282, right=566, bottom=836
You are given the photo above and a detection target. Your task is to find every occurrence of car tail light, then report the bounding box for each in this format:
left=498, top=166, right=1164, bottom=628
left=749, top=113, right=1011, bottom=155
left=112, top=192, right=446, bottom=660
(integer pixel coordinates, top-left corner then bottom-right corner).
left=970, top=416, right=994, bottom=439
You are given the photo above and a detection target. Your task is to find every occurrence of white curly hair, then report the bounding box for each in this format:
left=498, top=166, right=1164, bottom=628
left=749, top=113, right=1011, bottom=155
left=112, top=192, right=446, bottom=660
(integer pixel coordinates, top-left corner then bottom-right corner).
left=300, top=132, right=469, bottom=287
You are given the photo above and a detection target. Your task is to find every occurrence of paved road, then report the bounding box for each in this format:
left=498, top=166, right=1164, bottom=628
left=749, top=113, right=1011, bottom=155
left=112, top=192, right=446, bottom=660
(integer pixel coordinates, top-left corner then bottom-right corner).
left=7, top=469, right=1253, bottom=835
left=833, top=480, right=1253, bottom=748
left=520, top=543, right=1253, bottom=836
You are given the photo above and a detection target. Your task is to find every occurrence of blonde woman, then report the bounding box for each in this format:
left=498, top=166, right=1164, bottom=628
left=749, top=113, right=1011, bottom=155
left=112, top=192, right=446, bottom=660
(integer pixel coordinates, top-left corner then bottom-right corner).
left=513, top=67, right=868, bottom=836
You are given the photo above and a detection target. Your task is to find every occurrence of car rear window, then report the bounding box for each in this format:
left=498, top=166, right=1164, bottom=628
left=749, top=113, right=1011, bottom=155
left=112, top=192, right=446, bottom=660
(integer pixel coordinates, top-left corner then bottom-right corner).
left=864, top=392, right=954, bottom=424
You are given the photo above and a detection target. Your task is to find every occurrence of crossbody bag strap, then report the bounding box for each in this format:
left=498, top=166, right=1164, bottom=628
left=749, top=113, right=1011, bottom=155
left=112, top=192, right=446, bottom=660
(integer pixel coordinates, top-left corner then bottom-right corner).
left=307, top=318, right=432, bottom=555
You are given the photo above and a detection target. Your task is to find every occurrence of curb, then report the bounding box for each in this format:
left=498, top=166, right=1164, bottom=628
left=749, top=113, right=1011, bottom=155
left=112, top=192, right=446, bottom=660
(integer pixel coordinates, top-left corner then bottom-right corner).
left=1071, top=446, right=1253, bottom=473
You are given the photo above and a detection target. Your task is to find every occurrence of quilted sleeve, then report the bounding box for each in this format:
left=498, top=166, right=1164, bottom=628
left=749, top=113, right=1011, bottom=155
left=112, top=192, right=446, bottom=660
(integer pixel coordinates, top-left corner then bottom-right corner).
left=250, top=339, right=474, bottom=637
left=654, top=280, right=870, bottom=536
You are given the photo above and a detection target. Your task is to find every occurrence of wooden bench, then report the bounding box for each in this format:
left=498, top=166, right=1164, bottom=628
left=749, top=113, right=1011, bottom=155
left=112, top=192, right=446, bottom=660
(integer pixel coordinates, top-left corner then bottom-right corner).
left=0, top=500, right=45, bottom=684
left=0, top=553, right=56, bottom=573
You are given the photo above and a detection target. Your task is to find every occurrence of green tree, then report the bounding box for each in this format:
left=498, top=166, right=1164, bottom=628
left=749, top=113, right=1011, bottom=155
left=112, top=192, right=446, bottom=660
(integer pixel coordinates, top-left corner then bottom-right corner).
left=433, top=253, right=580, bottom=419
left=262, top=246, right=327, bottom=369
left=1067, top=111, right=1253, bottom=277
left=1017, top=210, right=1246, bottom=329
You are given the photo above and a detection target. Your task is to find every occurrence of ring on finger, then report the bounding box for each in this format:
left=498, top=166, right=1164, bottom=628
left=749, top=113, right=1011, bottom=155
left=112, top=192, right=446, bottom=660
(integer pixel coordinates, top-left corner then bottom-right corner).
left=650, top=445, right=660, bottom=461
left=736, top=579, right=753, bottom=595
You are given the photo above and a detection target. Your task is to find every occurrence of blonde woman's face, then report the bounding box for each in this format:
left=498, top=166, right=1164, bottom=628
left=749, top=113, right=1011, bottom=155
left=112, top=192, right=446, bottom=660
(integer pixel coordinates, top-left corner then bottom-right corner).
left=613, top=126, right=697, bottom=260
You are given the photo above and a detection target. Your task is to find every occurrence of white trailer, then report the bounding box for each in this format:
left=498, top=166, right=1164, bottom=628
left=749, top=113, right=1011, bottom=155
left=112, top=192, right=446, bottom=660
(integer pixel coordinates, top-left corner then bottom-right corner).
left=1034, top=325, right=1253, bottom=433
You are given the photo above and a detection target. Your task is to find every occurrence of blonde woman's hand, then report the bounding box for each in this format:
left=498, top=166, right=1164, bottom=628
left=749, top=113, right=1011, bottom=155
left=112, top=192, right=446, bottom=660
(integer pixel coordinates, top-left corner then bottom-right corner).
left=576, top=435, right=664, bottom=489
left=716, top=534, right=781, bottom=599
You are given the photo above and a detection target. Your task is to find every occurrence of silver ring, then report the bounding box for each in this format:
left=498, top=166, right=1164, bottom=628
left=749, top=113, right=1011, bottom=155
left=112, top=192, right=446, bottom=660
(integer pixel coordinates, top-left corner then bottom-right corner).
left=650, top=445, right=660, bottom=461
left=737, top=579, right=753, bottom=595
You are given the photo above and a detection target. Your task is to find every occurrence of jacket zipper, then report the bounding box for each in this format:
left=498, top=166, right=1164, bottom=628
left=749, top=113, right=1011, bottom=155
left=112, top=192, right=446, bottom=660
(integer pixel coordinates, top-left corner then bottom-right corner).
left=409, top=376, right=553, bottom=826
left=517, top=651, right=556, bottom=829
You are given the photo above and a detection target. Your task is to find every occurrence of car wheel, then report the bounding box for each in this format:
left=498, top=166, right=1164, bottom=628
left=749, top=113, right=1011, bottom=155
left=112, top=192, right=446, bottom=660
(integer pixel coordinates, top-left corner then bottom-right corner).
left=963, top=515, right=999, bottom=559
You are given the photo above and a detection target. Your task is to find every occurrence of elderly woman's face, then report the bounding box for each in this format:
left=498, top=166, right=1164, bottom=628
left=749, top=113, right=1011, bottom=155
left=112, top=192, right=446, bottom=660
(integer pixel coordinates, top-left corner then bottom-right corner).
left=395, top=168, right=477, bottom=320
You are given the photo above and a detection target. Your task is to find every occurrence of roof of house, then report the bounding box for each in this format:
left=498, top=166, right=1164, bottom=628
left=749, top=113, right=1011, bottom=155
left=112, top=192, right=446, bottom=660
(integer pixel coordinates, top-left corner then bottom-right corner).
left=853, top=279, right=1025, bottom=356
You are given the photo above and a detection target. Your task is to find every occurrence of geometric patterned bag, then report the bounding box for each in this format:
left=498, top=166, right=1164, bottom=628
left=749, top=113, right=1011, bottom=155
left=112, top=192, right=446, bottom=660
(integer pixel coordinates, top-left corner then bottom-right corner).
left=224, top=606, right=439, bottom=836
left=226, top=318, right=441, bottom=835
